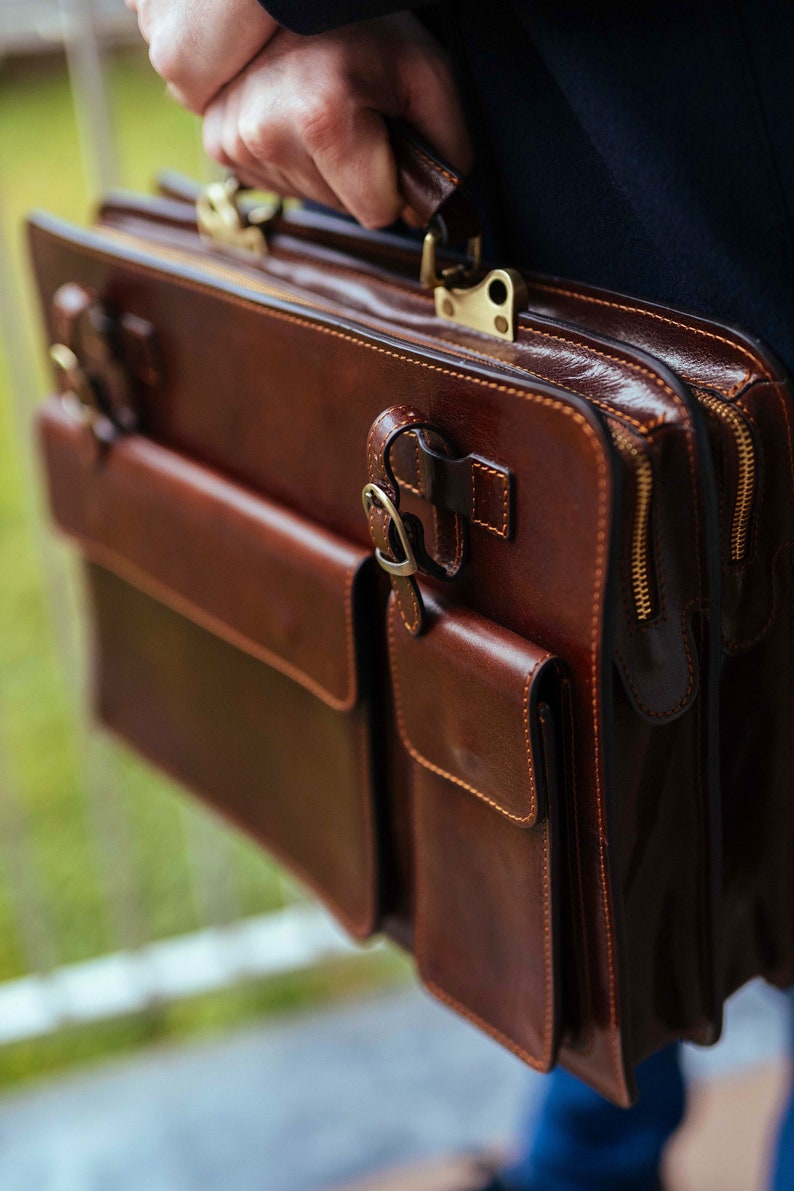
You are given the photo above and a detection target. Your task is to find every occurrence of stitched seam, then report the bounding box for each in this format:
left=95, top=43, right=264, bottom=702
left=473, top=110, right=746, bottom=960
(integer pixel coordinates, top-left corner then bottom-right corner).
left=423, top=978, right=549, bottom=1071
left=563, top=681, right=595, bottom=1054
left=681, top=370, right=751, bottom=398
left=85, top=231, right=669, bottom=441
left=531, top=279, right=769, bottom=393
left=92, top=227, right=682, bottom=441
left=69, top=237, right=624, bottom=1086
left=585, top=426, right=624, bottom=1088
left=517, top=324, right=684, bottom=425
left=353, top=703, right=379, bottom=939
left=614, top=598, right=699, bottom=717
left=395, top=579, right=421, bottom=635
left=387, top=605, right=545, bottom=824
left=414, top=761, right=553, bottom=1071
left=471, top=459, right=510, bottom=537
left=522, top=664, right=545, bottom=824
left=71, top=533, right=359, bottom=712
left=408, top=143, right=459, bottom=188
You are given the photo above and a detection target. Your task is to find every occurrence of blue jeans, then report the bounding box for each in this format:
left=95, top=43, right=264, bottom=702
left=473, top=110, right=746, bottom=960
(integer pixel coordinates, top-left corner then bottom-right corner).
left=501, top=993, right=794, bottom=1191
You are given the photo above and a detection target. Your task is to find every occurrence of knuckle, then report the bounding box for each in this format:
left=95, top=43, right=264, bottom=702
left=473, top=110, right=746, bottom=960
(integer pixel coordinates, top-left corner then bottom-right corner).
left=202, top=122, right=222, bottom=163
left=297, top=96, right=343, bottom=154
left=147, top=34, right=183, bottom=84
left=238, top=114, right=282, bottom=164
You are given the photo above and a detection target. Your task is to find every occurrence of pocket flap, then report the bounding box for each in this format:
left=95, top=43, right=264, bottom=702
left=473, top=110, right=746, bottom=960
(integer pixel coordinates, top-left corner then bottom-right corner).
left=387, top=594, right=559, bottom=827
left=38, top=401, right=369, bottom=712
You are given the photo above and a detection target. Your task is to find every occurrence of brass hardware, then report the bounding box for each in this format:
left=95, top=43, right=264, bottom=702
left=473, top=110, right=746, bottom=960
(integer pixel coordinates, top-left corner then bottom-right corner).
left=361, top=482, right=419, bottom=577
left=695, top=390, right=757, bottom=563
left=609, top=426, right=655, bottom=621
left=420, top=218, right=525, bottom=341
left=420, top=218, right=482, bottom=290
left=434, top=268, right=528, bottom=343
left=49, top=343, right=101, bottom=430
left=196, top=177, right=280, bottom=258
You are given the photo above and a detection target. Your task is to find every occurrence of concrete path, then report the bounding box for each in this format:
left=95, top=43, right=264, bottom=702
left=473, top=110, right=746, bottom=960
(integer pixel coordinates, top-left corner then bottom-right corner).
left=0, top=979, right=787, bottom=1191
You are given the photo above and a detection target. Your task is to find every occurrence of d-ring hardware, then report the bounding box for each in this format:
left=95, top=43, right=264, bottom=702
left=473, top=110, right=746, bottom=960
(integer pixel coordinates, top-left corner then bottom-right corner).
left=361, top=482, right=419, bottom=578
left=50, top=343, right=101, bottom=430
left=196, top=176, right=281, bottom=258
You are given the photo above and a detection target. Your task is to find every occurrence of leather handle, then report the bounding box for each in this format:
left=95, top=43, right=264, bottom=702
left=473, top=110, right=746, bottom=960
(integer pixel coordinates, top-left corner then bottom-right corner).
left=157, top=120, right=479, bottom=241
left=386, top=119, right=480, bottom=242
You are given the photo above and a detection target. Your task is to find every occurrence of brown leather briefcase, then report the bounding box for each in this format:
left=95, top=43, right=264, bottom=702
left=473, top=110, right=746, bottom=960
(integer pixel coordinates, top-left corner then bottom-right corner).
left=28, top=130, right=794, bottom=1105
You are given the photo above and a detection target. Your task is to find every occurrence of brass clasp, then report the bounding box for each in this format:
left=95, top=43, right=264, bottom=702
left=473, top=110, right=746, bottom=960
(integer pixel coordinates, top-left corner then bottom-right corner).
left=419, top=217, right=527, bottom=342
left=361, top=482, right=418, bottom=577
left=196, top=177, right=281, bottom=258
left=420, top=218, right=482, bottom=290
left=49, top=343, right=102, bottom=430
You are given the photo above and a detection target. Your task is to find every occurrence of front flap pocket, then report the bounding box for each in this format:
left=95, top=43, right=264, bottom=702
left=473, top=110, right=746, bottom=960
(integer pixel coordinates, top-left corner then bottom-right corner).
left=38, top=400, right=380, bottom=939
left=388, top=594, right=566, bottom=1071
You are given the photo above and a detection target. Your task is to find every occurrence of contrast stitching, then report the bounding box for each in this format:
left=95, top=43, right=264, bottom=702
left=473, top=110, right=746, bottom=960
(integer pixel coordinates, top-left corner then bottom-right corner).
left=415, top=797, right=554, bottom=1070
left=521, top=665, right=542, bottom=824
left=531, top=279, right=769, bottom=394
left=408, top=142, right=459, bottom=188
left=563, top=680, right=595, bottom=1055
left=387, top=604, right=545, bottom=824
left=395, top=578, right=421, bottom=635
left=353, top=704, right=379, bottom=940
left=70, top=533, right=359, bottom=712
left=614, top=598, right=699, bottom=718
left=471, top=459, right=510, bottom=537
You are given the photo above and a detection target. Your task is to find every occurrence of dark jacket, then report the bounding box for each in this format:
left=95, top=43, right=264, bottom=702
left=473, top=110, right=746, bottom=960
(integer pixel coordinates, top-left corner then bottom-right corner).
left=259, top=0, right=794, bottom=373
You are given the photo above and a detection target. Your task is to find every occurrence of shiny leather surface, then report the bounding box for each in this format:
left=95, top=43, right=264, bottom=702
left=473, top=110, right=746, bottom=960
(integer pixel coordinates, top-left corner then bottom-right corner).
left=27, top=168, right=794, bottom=1105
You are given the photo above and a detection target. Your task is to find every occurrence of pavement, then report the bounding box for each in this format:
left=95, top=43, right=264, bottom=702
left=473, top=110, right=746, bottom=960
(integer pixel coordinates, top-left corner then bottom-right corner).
left=0, top=977, right=788, bottom=1191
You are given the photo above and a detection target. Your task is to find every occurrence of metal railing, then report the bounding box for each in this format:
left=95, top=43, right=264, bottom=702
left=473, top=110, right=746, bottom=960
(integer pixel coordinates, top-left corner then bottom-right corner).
left=0, top=0, right=356, bottom=1048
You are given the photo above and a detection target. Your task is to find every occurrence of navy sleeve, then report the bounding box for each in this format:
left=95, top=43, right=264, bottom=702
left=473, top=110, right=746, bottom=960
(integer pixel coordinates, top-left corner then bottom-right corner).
left=257, top=1, right=438, bottom=34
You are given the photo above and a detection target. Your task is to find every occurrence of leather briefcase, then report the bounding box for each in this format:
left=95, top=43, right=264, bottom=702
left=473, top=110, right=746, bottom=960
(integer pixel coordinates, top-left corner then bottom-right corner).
left=28, top=129, right=794, bottom=1106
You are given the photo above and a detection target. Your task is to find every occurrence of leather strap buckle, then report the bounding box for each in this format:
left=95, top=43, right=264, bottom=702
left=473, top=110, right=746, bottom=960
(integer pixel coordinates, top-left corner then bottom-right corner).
left=361, top=483, right=419, bottom=578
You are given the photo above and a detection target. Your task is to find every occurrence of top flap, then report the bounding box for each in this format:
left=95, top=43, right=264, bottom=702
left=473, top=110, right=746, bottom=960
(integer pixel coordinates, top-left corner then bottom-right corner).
left=38, top=401, right=369, bottom=712
left=387, top=594, right=561, bottom=827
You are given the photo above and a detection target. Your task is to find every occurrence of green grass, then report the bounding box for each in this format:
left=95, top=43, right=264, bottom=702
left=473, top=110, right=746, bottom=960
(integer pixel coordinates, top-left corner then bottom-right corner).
left=0, top=47, right=405, bottom=1086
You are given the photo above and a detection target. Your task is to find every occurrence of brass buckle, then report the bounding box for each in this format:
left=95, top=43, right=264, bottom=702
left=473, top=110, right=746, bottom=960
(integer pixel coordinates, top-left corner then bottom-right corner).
left=49, top=343, right=101, bottom=430
left=196, top=176, right=280, bottom=258
left=361, top=483, right=418, bottom=578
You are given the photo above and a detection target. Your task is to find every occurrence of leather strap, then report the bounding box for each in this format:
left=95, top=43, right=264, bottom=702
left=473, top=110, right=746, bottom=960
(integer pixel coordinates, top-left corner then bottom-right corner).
left=366, top=406, right=513, bottom=635
left=390, top=432, right=513, bottom=542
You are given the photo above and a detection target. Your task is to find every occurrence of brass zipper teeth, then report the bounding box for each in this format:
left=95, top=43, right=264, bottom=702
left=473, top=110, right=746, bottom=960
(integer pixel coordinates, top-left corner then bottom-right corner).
left=97, top=226, right=659, bottom=617
left=608, top=426, right=655, bottom=621
left=694, top=390, right=756, bottom=563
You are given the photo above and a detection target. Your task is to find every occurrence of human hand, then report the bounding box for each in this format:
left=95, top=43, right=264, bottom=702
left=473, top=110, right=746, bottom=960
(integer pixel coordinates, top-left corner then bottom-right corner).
left=201, top=13, right=473, bottom=230
left=125, top=0, right=278, bottom=114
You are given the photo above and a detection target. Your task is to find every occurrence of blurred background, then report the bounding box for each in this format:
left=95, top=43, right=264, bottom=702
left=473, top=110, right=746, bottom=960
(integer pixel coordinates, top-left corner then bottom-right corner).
left=0, top=4, right=791, bottom=1189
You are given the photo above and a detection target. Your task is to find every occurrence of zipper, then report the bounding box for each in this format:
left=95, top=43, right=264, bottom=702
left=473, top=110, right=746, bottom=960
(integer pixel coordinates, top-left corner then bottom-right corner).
left=608, top=426, right=656, bottom=621
left=693, top=388, right=756, bottom=564
left=96, top=224, right=659, bottom=620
